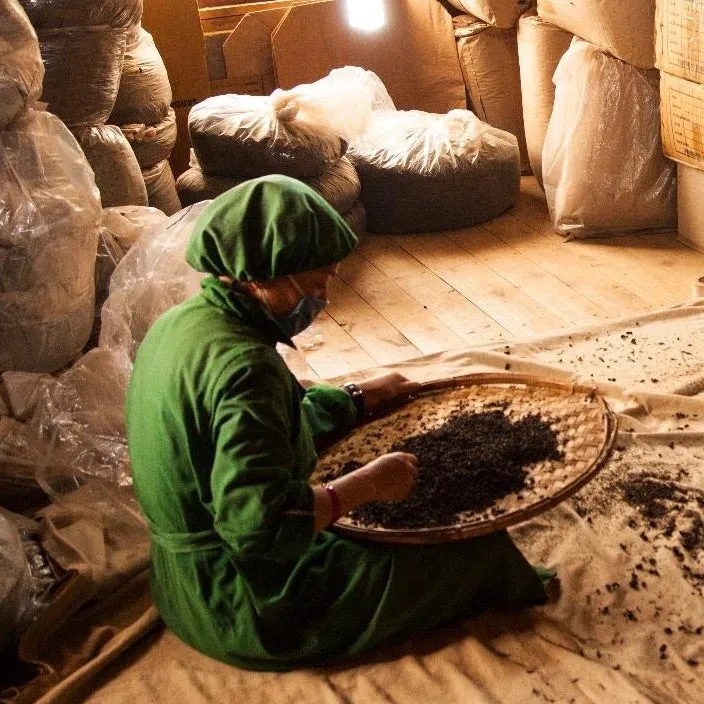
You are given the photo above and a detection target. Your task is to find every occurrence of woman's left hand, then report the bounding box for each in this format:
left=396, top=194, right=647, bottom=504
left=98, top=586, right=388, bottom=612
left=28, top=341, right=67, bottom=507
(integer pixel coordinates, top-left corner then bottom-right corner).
left=357, top=373, right=421, bottom=414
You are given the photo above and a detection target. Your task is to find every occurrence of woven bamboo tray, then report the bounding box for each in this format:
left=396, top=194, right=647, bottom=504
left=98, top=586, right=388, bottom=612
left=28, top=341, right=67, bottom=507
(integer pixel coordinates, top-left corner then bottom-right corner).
left=313, top=373, right=617, bottom=544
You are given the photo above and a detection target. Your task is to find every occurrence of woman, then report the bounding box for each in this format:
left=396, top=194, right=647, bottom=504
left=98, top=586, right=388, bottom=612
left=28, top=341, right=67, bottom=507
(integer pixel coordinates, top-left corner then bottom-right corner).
left=126, top=175, right=551, bottom=671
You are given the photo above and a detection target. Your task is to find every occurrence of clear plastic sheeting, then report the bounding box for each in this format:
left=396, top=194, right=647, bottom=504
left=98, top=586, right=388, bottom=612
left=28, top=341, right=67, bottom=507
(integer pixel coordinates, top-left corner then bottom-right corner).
left=38, top=26, right=127, bottom=127
left=18, top=0, right=142, bottom=29
left=0, top=0, right=45, bottom=130
left=99, top=203, right=210, bottom=360
left=142, top=160, right=181, bottom=216
left=543, top=39, right=677, bottom=239
left=121, top=107, right=177, bottom=169
left=178, top=155, right=361, bottom=213
left=0, top=109, right=101, bottom=373
left=445, top=0, right=533, bottom=28
left=348, top=108, right=520, bottom=233
left=188, top=66, right=394, bottom=179
left=109, top=28, right=172, bottom=127
left=72, top=125, right=148, bottom=208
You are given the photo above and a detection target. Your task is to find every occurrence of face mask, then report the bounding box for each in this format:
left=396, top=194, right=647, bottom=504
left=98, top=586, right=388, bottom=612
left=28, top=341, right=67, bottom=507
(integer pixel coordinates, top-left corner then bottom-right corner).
left=271, top=276, right=328, bottom=338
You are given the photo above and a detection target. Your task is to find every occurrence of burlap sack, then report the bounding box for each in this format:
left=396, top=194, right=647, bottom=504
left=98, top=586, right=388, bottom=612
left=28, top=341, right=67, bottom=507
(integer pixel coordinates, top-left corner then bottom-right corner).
left=0, top=0, right=44, bottom=129
left=537, top=0, right=655, bottom=68
left=543, top=40, right=676, bottom=238
left=142, top=160, right=181, bottom=216
left=454, top=15, right=530, bottom=173
left=343, top=200, right=367, bottom=238
left=18, top=0, right=142, bottom=29
left=445, top=0, right=533, bottom=28
left=517, top=9, right=571, bottom=189
left=121, top=108, right=177, bottom=169
left=189, top=92, right=345, bottom=179
left=109, top=29, right=172, bottom=127
left=39, top=26, right=126, bottom=127
left=0, top=109, right=101, bottom=373
left=349, top=109, right=520, bottom=234
left=72, top=125, right=148, bottom=208
left=177, top=156, right=361, bottom=213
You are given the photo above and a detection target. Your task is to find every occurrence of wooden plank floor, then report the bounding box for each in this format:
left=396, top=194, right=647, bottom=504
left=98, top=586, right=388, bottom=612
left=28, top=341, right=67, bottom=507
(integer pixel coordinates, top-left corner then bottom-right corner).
left=297, top=177, right=704, bottom=380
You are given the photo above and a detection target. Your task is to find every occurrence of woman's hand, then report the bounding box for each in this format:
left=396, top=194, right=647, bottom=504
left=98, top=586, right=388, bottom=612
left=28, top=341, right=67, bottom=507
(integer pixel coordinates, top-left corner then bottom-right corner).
left=357, top=373, right=421, bottom=414
left=353, top=451, right=419, bottom=503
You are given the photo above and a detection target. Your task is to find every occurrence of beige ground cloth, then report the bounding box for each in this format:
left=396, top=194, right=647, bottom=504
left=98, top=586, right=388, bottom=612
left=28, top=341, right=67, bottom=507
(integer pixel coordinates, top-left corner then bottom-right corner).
left=7, top=300, right=704, bottom=704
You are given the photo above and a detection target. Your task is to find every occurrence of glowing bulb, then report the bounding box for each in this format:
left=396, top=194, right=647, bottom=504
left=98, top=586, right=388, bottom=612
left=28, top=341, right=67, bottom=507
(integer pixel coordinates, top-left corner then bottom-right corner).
left=345, top=0, right=386, bottom=32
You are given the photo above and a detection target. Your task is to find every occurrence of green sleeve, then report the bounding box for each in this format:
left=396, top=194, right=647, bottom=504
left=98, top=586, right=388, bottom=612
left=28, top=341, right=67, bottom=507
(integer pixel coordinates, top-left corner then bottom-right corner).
left=209, top=352, right=315, bottom=563
left=301, top=383, right=357, bottom=441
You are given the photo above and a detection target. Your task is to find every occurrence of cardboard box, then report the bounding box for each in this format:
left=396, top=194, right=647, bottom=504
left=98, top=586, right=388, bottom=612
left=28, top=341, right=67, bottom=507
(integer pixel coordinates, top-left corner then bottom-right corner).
left=661, top=72, right=704, bottom=169
left=656, top=0, right=704, bottom=83
left=677, top=162, right=704, bottom=252
left=142, top=0, right=211, bottom=177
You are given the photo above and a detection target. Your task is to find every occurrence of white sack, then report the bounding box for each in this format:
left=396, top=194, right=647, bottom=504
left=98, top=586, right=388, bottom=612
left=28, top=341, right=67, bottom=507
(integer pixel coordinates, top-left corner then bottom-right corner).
left=142, top=160, right=181, bottom=216
left=517, top=9, right=572, bottom=189
left=73, top=125, right=148, bottom=208
left=0, top=109, right=101, bottom=373
left=0, top=0, right=44, bottom=129
left=109, top=29, right=172, bottom=126
left=121, top=107, right=177, bottom=169
left=543, top=40, right=676, bottom=239
left=18, top=0, right=142, bottom=29
left=38, top=26, right=126, bottom=127
left=446, top=0, right=533, bottom=28
left=454, top=15, right=529, bottom=173
left=537, top=0, right=656, bottom=68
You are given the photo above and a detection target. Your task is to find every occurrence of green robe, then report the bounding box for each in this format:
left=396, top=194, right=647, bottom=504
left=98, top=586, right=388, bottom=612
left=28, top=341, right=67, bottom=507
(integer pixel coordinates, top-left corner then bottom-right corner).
left=126, top=278, right=547, bottom=670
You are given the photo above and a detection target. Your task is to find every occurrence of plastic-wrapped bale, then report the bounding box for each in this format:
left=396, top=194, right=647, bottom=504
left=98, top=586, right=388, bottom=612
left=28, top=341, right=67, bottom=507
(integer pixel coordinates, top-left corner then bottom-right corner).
left=187, top=66, right=392, bottom=180
left=543, top=40, right=676, bottom=239
left=537, top=0, right=655, bottom=69
left=445, top=0, right=533, bottom=28
left=454, top=15, right=529, bottom=173
left=72, top=125, right=148, bottom=208
left=0, top=0, right=44, bottom=129
left=17, top=0, right=142, bottom=29
left=99, top=203, right=209, bottom=359
left=121, top=107, right=177, bottom=169
left=343, top=201, right=367, bottom=238
left=348, top=109, right=520, bottom=234
left=109, top=28, right=172, bottom=126
left=177, top=155, right=361, bottom=213
left=38, top=26, right=127, bottom=127
left=142, top=160, right=181, bottom=215
left=517, top=9, right=572, bottom=189
left=0, top=109, right=101, bottom=373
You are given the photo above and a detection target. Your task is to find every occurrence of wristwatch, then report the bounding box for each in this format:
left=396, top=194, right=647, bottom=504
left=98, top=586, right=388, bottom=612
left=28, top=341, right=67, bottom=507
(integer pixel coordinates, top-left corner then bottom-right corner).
left=342, top=382, right=366, bottom=418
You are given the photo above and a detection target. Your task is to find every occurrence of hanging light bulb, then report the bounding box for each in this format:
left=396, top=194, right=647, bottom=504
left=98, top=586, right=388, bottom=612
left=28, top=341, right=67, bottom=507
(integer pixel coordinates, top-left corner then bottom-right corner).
left=345, top=0, right=386, bottom=32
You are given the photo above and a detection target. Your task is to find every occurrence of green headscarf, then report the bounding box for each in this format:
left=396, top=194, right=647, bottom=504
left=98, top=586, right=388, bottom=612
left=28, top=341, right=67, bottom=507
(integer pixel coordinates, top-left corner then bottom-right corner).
left=185, top=175, right=358, bottom=281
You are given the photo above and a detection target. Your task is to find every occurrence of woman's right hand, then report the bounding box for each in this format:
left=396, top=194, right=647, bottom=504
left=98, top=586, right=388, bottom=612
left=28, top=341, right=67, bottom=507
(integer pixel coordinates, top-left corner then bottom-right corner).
left=354, top=452, right=419, bottom=503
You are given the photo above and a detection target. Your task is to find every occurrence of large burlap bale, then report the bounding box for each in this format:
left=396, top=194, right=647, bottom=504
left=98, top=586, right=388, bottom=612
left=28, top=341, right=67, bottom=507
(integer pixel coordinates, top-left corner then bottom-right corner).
left=0, top=0, right=44, bottom=129
left=142, top=160, right=181, bottom=215
left=18, top=0, right=142, bottom=29
left=39, top=26, right=126, bottom=127
left=343, top=201, right=367, bottom=238
left=177, top=155, right=361, bottom=213
left=189, top=92, right=345, bottom=179
left=543, top=40, right=676, bottom=239
left=517, top=9, right=572, bottom=189
left=348, top=109, right=520, bottom=234
left=120, top=107, right=177, bottom=169
left=537, top=0, right=655, bottom=69
left=0, top=109, right=101, bottom=373
left=445, top=0, right=532, bottom=28
left=72, top=125, right=148, bottom=208
left=109, top=28, right=172, bottom=126
left=454, top=15, right=530, bottom=173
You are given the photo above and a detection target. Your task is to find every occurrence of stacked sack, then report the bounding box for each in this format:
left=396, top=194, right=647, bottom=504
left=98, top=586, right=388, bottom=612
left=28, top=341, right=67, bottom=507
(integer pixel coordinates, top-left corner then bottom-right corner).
left=0, top=0, right=101, bottom=373
left=19, top=0, right=149, bottom=209
left=111, top=26, right=181, bottom=215
left=537, top=0, right=676, bottom=237
left=449, top=1, right=531, bottom=173
left=176, top=68, right=385, bottom=237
